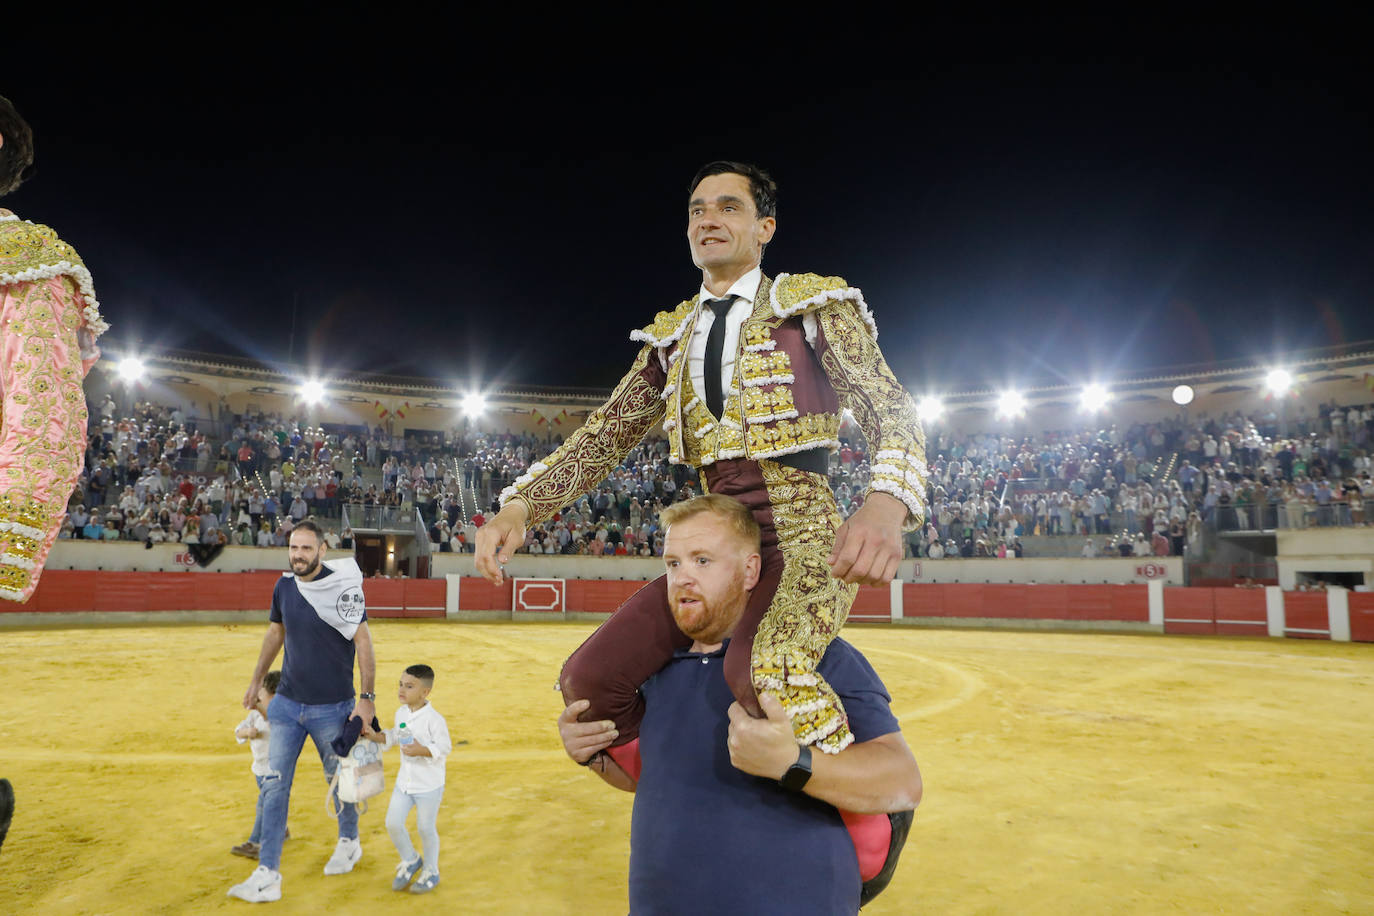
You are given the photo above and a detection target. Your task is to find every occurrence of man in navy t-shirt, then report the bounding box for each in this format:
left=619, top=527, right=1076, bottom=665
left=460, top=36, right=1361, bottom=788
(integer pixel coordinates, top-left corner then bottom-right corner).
left=228, top=520, right=377, bottom=903
left=558, top=495, right=922, bottom=915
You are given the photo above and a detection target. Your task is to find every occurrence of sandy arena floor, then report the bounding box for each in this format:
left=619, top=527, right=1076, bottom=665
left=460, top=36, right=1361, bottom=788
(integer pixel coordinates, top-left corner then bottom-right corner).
left=0, top=621, right=1371, bottom=915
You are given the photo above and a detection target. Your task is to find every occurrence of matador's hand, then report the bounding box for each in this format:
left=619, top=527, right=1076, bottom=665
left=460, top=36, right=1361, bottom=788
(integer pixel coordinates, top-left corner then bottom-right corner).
left=475, top=502, right=529, bottom=585
left=828, top=491, right=908, bottom=586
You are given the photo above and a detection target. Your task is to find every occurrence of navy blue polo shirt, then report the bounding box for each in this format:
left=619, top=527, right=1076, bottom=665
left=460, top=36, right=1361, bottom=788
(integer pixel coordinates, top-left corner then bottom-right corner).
left=269, top=567, right=362, bottom=705
left=628, top=638, right=899, bottom=915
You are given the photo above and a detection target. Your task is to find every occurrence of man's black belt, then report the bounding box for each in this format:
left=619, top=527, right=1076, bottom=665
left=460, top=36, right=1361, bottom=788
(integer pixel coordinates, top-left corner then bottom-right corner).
left=772, top=448, right=830, bottom=476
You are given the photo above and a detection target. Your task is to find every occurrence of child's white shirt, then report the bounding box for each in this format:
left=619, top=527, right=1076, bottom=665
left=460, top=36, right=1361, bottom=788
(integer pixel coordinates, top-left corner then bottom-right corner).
left=382, top=701, right=452, bottom=793
left=234, top=709, right=272, bottom=776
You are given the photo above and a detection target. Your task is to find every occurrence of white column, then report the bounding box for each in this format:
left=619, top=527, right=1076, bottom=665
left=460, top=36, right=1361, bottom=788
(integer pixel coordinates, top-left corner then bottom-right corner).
left=445, top=573, right=463, bottom=619
left=890, top=578, right=903, bottom=623
left=1265, top=586, right=1285, bottom=638
left=1147, top=579, right=1164, bottom=626
left=1328, top=587, right=1351, bottom=642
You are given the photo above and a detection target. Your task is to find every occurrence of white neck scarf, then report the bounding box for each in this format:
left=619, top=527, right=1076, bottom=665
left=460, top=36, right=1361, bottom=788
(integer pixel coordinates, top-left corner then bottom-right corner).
left=289, top=557, right=366, bottom=639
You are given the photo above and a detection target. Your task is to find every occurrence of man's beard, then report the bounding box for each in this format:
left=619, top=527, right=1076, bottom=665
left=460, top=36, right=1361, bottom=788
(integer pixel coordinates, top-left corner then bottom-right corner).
left=671, top=583, right=745, bottom=644
left=292, top=556, right=321, bottom=578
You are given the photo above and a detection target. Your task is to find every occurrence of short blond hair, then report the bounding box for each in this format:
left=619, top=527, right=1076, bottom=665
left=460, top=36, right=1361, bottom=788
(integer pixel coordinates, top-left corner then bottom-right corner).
left=660, top=494, right=761, bottom=553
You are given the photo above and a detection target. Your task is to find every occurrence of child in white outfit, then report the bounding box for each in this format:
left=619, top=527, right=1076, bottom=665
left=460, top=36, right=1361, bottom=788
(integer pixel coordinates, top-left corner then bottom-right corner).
left=370, top=663, right=452, bottom=894
left=231, top=670, right=280, bottom=859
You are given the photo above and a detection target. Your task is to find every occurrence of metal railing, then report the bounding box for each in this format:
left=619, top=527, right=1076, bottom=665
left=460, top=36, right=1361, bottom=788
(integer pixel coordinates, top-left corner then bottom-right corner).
left=1210, top=501, right=1363, bottom=532
left=342, top=504, right=421, bottom=531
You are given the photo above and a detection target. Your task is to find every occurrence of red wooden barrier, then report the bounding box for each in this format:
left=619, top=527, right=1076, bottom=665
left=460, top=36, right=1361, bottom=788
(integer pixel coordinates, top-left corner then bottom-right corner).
left=902, top=583, right=939, bottom=617
left=577, top=580, right=652, bottom=613
left=849, top=585, right=891, bottom=619
left=942, top=584, right=985, bottom=617
left=1110, top=586, right=1150, bottom=621
left=901, top=583, right=1150, bottom=622
left=1020, top=584, right=1068, bottom=620
left=94, top=572, right=150, bottom=612
left=1163, top=588, right=1214, bottom=634
left=1350, top=592, right=1374, bottom=643
left=1212, top=589, right=1268, bottom=635
left=238, top=573, right=282, bottom=612
left=457, top=577, right=511, bottom=611
left=1283, top=591, right=1330, bottom=639
left=146, top=575, right=198, bottom=612
left=34, top=571, right=95, bottom=613
left=364, top=578, right=407, bottom=618
left=1, top=582, right=41, bottom=612
left=195, top=574, right=245, bottom=612
left=402, top=579, right=446, bottom=618
left=979, top=584, right=1023, bottom=617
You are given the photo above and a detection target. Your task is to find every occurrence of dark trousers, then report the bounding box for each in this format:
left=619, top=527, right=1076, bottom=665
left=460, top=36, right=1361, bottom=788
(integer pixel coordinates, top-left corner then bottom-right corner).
left=559, top=459, right=786, bottom=743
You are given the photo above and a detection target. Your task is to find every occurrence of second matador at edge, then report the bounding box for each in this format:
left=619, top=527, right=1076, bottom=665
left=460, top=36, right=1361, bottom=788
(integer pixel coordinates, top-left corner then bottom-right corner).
left=477, top=160, right=928, bottom=756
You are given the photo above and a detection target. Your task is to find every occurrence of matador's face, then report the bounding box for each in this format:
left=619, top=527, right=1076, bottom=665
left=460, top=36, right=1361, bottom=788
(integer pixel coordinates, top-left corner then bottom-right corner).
left=687, top=173, right=776, bottom=278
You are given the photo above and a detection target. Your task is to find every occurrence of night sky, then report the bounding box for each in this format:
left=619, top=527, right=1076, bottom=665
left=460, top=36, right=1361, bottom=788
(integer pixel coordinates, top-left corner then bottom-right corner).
left=5, top=21, right=1371, bottom=396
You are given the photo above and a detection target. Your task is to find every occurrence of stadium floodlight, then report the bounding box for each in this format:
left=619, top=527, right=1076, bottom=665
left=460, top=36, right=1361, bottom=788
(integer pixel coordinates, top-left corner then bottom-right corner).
left=917, top=396, right=945, bottom=422
left=1265, top=368, right=1293, bottom=397
left=461, top=392, right=488, bottom=418
left=995, top=390, right=1026, bottom=419
left=116, top=357, right=146, bottom=383
left=1172, top=384, right=1195, bottom=406
left=299, top=379, right=326, bottom=405
left=1079, top=384, right=1110, bottom=413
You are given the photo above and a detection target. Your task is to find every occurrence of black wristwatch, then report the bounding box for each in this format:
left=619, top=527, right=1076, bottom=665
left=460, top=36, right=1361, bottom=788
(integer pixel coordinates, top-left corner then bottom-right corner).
left=778, top=745, right=813, bottom=792
left=359, top=692, right=376, bottom=702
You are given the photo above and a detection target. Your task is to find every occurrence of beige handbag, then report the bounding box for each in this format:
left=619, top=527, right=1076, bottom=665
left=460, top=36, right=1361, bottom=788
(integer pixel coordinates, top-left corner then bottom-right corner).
left=327, top=739, right=385, bottom=817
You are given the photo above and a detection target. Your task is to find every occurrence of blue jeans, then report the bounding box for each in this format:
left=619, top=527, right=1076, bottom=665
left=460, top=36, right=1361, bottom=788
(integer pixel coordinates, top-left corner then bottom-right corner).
left=259, top=695, right=358, bottom=871
left=248, top=773, right=266, bottom=844
left=385, top=785, right=444, bottom=874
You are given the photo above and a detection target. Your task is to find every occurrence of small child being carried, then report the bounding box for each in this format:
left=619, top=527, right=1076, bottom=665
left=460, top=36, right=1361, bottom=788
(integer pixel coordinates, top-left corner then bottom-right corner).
left=231, top=670, right=283, bottom=859
left=368, top=663, right=452, bottom=894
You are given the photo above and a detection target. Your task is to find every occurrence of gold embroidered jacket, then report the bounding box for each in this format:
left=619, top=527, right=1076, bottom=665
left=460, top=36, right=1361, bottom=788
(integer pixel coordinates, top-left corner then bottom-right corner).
left=502, top=273, right=927, bottom=528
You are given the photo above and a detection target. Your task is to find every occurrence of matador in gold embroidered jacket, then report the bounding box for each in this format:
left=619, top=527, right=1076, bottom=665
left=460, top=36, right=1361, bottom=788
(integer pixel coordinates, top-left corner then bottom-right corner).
left=503, top=271, right=926, bottom=754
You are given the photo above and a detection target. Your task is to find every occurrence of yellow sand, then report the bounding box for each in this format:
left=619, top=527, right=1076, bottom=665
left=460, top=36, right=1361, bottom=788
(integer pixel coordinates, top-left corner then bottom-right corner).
left=0, top=622, right=1371, bottom=915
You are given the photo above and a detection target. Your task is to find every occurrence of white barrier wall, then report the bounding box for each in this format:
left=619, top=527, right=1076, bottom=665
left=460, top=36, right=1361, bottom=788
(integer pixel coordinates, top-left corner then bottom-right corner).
left=1276, top=528, right=1374, bottom=590
left=48, top=540, right=1183, bottom=586
left=48, top=541, right=284, bottom=573
left=430, top=553, right=664, bottom=581
left=904, top=556, right=1183, bottom=586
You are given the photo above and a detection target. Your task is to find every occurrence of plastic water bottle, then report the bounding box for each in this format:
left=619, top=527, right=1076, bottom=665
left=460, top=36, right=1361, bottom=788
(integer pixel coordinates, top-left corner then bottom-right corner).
left=398, top=722, right=414, bottom=746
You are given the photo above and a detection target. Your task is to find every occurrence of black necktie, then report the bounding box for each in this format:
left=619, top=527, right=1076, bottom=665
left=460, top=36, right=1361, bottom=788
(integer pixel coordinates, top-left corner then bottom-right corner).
left=702, top=296, right=735, bottom=419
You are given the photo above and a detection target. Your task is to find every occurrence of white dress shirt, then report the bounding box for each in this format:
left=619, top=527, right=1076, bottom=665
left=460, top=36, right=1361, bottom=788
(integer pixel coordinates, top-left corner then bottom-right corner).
left=383, top=700, right=453, bottom=793
left=687, top=267, right=763, bottom=415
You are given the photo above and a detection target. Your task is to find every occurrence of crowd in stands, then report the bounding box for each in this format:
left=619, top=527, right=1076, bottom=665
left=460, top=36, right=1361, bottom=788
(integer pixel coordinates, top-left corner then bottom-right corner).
left=911, top=400, right=1373, bottom=558
left=64, top=392, right=1374, bottom=564
left=65, top=399, right=355, bottom=548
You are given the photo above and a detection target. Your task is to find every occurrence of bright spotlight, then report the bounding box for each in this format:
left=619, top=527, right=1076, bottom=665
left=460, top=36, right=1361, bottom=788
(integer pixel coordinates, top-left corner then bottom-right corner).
left=299, top=379, right=326, bottom=405
left=116, top=357, right=145, bottom=383
left=461, top=393, right=487, bottom=417
left=1079, top=384, right=1110, bottom=413
left=1265, top=368, right=1293, bottom=396
left=995, top=390, right=1026, bottom=419
left=917, top=396, right=945, bottom=422
left=1172, top=385, right=1195, bottom=406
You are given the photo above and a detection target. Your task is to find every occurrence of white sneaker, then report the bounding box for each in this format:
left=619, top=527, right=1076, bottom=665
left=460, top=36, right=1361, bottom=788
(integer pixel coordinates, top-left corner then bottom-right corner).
left=227, top=865, right=282, bottom=902
left=323, top=837, right=362, bottom=875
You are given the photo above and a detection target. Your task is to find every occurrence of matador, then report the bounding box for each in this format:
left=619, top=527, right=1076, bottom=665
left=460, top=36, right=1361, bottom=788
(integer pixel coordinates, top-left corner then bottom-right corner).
left=477, top=161, right=927, bottom=755
left=0, top=96, right=108, bottom=602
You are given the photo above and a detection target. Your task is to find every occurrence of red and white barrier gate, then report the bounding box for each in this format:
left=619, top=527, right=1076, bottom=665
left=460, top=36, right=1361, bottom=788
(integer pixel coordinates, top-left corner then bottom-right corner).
left=513, top=578, right=566, bottom=614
